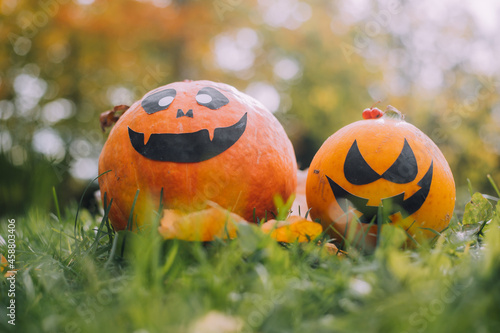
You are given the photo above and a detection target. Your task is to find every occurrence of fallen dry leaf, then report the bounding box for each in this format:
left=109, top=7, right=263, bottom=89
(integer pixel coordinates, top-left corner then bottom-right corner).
left=158, top=202, right=324, bottom=244
left=261, top=215, right=323, bottom=243
left=0, top=254, right=17, bottom=277
left=158, top=201, right=247, bottom=241
left=324, top=243, right=347, bottom=257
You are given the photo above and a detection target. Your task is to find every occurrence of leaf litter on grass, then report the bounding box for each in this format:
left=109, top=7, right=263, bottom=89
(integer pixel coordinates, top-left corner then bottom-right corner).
left=2, top=178, right=500, bottom=333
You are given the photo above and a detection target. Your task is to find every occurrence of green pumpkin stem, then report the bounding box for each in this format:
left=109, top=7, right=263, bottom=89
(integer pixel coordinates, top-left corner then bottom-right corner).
left=384, top=105, right=404, bottom=120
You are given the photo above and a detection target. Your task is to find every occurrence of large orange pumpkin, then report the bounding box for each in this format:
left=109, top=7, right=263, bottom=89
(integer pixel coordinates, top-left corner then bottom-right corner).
left=99, top=80, right=297, bottom=231
left=306, top=106, right=455, bottom=246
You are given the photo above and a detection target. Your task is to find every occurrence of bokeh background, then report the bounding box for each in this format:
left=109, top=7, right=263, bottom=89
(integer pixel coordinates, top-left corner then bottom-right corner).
left=1, top=0, right=499, bottom=217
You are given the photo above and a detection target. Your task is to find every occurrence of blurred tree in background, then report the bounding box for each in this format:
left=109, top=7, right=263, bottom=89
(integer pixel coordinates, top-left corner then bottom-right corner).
left=1, top=0, right=499, bottom=216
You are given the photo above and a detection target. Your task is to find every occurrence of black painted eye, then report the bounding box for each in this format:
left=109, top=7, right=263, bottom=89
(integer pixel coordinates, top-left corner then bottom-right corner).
left=381, top=139, right=418, bottom=184
left=344, top=140, right=381, bottom=185
left=344, top=138, right=419, bottom=185
left=196, top=87, right=229, bottom=110
left=141, top=88, right=176, bottom=114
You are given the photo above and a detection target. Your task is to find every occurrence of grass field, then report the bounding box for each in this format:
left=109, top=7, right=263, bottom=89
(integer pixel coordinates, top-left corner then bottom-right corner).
left=1, top=180, right=500, bottom=333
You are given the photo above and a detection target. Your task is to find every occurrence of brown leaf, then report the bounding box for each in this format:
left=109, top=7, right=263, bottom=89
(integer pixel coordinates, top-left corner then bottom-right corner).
left=100, top=105, right=129, bottom=131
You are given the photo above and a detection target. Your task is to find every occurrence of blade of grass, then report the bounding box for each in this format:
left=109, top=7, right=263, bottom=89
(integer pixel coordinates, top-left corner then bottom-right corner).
left=152, top=187, right=164, bottom=228
left=74, top=170, right=111, bottom=240
left=120, top=190, right=140, bottom=257
left=52, top=187, right=62, bottom=222
left=359, top=215, right=377, bottom=253
left=161, top=241, right=179, bottom=276
left=105, top=233, right=121, bottom=269
left=103, top=192, right=114, bottom=244
left=403, top=228, right=419, bottom=247
left=52, top=186, right=62, bottom=258
left=304, top=207, right=312, bottom=220
left=467, top=178, right=473, bottom=198
left=127, top=189, right=140, bottom=232
left=89, top=198, right=113, bottom=254
left=418, top=227, right=441, bottom=237
left=487, top=174, right=500, bottom=198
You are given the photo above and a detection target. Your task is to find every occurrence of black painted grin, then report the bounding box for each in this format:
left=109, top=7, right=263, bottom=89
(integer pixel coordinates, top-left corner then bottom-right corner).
left=326, top=161, right=433, bottom=224
left=128, top=113, right=247, bottom=163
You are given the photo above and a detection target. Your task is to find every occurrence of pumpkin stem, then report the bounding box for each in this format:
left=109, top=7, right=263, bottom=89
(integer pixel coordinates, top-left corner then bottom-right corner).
left=383, top=105, right=404, bottom=120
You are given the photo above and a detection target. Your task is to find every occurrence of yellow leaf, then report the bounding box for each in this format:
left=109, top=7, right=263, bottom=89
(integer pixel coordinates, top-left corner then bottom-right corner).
left=0, top=254, right=17, bottom=277
left=0, top=254, right=7, bottom=271
left=261, top=216, right=323, bottom=243
left=158, top=201, right=247, bottom=241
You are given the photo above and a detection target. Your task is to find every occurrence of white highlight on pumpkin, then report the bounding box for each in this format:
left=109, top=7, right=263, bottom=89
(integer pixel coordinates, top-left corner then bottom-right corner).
left=196, top=94, right=212, bottom=104
left=158, top=96, right=174, bottom=107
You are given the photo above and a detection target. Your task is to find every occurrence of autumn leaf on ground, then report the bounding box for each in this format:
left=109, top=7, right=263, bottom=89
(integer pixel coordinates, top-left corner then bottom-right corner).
left=0, top=254, right=17, bottom=277
left=260, top=215, right=323, bottom=243
left=158, top=201, right=247, bottom=241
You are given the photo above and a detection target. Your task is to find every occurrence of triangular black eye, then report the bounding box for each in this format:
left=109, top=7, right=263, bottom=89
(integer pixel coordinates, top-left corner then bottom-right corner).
left=381, top=139, right=418, bottom=183
left=344, top=140, right=381, bottom=185
left=141, top=89, right=176, bottom=114
left=196, top=87, right=229, bottom=110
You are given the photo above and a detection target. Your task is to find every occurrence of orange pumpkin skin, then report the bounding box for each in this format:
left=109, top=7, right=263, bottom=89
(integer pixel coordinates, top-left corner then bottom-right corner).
left=306, top=106, right=455, bottom=245
left=99, top=80, right=297, bottom=231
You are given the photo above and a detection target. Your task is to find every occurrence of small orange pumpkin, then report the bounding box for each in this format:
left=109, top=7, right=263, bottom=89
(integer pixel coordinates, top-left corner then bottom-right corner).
left=99, top=80, right=297, bottom=230
left=306, top=106, right=455, bottom=246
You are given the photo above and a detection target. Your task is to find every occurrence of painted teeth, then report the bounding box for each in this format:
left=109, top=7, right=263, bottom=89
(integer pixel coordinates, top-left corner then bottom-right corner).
left=143, top=132, right=153, bottom=145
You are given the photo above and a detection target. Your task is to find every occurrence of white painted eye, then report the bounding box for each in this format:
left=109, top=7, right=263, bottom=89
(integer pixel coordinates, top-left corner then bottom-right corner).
left=158, top=96, right=174, bottom=107
left=196, top=94, right=212, bottom=104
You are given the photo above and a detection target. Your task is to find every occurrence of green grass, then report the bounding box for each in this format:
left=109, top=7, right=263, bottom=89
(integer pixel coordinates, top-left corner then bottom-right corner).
left=1, top=182, right=500, bottom=333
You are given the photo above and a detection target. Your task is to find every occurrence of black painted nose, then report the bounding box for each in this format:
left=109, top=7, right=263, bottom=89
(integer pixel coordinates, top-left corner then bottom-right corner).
left=176, top=109, right=193, bottom=118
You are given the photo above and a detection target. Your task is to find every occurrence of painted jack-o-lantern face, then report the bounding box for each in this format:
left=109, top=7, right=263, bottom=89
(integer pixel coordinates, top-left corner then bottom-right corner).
left=99, top=80, right=297, bottom=231
left=128, top=86, right=247, bottom=163
left=306, top=106, right=455, bottom=245
left=327, top=138, right=433, bottom=224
